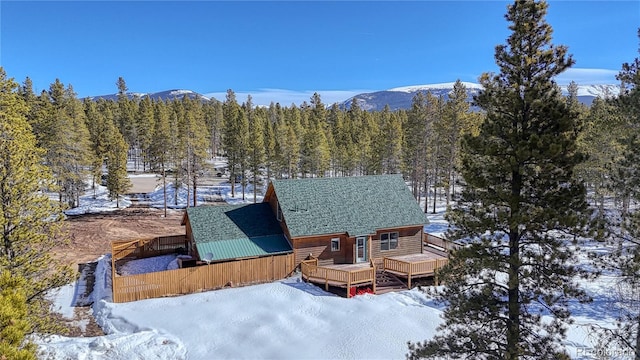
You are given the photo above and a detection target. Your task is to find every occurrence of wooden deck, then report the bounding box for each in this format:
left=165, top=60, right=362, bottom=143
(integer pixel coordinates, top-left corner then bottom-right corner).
left=300, top=258, right=376, bottom=298
left=301, top=248, right=449, bottom=297
left=383, top=250, right=448, bottom=288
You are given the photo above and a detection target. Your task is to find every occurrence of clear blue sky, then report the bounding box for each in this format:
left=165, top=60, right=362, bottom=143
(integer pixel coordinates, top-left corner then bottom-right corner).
left=1, top=1, right=638, bottom=105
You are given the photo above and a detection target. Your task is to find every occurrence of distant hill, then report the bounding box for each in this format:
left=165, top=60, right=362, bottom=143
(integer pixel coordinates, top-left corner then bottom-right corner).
left=88, top=89, right=212, bottom=102
left=340, top=82, right=620, bottom=111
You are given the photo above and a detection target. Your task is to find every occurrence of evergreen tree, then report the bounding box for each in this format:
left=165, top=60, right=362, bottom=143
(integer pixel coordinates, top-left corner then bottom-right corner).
left=263, top=102, right=278, bottom=181
left=34, top=80, right=91, bottom=208
left=439, top=80, right=472, bottom=206
left=203, top=100, right=223, bottom=158
left=0, top=68, right=73, bottom=342
left=136, top=96, right=155, bottom=171
left=378, top=105, right=403, bottom=174
left=222, top=90, right=248, bottom=197
left=409, top=1, right=590, bottom=358
left=300, top=93, right=331, bottom=177
left=248, top=103, right=266, bottom=202
left=149, top=100, right=172, bottom=216
left=595, top=28, right=640, bottom=358
left=105, top=124, right=131, bottom=207
left=329, top=103, right=349, bottom=176
left=180, top=96, right=209, bottom=207
left=115, top=77, right=139, bottom=169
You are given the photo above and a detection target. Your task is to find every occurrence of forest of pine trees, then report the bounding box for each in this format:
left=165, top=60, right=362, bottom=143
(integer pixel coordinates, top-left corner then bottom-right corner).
left=12, top=73, right=496, bottom=213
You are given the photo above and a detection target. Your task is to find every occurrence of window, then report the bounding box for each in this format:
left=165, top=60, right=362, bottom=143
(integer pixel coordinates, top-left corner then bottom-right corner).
left=276, top=201, right=282, bottom=222
left=380, top=232, right=399, bottom=251
left=331, top=238, right=340, bottom=252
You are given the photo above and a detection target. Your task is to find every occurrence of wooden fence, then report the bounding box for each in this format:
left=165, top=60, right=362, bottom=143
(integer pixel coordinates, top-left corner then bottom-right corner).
left=112, top=235, right=188, bottom=262
left=425, top=233, right=462, bottom=252
left=300, top=258, right=376, bottom=298
left=112, top=252, right=295, bottom=303
left=383, top=257, right=448, bottom=288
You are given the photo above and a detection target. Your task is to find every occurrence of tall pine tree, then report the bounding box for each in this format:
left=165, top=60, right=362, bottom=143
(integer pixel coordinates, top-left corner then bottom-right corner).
left=0, top=68, right=73, bottom=349
left=409, top=1, right=590, bottom=358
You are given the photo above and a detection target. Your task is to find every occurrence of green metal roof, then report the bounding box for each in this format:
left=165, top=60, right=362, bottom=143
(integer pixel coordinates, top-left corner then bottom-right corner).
left=270, top=174, right=427, bottom=238
left=186, top=203, right=292, bottom=262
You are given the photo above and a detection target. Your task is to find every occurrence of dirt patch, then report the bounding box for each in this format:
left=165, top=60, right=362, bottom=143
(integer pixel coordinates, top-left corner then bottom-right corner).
left=55, top=207, right=185, bottom=269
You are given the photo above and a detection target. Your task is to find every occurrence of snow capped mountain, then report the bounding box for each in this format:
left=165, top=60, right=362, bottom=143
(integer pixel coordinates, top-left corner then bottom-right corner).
left=342, top=82, right=620, bottom=111
left=89, top=89, right=211, bottom=102
left=388, top=81, right=484, bottom=93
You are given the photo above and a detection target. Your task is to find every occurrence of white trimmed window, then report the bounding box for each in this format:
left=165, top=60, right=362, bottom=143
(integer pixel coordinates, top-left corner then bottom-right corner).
left=331, top=238, right=340, bottom=252
left=380, top=232, right=399, bottom=251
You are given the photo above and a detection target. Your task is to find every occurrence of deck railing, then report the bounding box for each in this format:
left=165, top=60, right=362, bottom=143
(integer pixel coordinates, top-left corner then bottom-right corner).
left=425, top=233, right=462, bottom=252
left=300, top=258, right=376, bottom=298
left=383, top=257, right=448, bottom=288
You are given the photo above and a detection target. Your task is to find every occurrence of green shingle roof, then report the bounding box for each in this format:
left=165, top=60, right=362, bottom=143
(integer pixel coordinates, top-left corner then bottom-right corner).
left=186, top=203, right=292, bottom=262
left=270, top=174, right=427, bottom=237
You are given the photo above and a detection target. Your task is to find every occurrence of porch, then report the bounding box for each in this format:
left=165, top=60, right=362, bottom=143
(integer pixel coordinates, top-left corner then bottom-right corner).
left=300, top=258, right=376, bottom=298
left=300, top=249, right=448, bottom=297
left=382, top=251, right=449, bottom=288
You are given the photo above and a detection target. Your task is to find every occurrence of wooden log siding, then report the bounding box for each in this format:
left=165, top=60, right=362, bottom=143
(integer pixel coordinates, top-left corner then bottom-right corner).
left=292, top=234, right=350, bottom=266
left=369, top=227, right=423, bottom=261
left=300, top=258, right=375, bottom=298
left=383, top=257, right=449, bottom=288
left=112, top=253, right=295, bottom=303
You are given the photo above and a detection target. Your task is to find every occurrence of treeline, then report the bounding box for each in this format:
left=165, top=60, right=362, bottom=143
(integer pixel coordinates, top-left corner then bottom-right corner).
left=16, top=76, right=485, bottom=211
left=13, top=72, right=637, bottom=216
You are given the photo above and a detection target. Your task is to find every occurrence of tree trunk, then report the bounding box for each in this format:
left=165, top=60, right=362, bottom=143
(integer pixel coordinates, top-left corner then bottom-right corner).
left=162, top=165, right=167, bottom=218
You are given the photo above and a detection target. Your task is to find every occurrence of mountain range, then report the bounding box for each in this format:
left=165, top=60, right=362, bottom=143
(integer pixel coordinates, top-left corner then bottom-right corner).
left=89, top=89, right=210, bottom=102
left=88, top=82, right=620, bottom=111
left=339, top=82, right=620, bottom=111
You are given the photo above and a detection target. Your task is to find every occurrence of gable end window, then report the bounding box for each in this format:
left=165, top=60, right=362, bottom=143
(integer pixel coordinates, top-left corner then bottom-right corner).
left=331, top=238, right=340, bottom=252
left=380, top=232, right=399, bottom=251
left=276, top=201, right=282, bottom=222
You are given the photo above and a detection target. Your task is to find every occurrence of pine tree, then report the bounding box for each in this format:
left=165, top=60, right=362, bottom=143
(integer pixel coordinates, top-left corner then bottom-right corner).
left=439, top=80, right=472, bottom=206
left=248, top=104, right=266, bottom=202
left=150, top=100, right=172, bottom=216
left=378, top=105, right=403, bottom=174
left=595, top=28, right=640, bottom=358
left=180, top=96, right=209, bottom=207
left=106, top=124, right=131, bottom=207
left=409, top=1, right=590, bottom=358
left=329, top=103, right=349, bottom=176
left=222, top=90, right=248, bottom=198
left=0, top=272, right=36, bottom=360
left=0, top=68, right=73, bottom=344
left=136, top=96, right=155, bottom=171
left=32, top=80, right=91, bottom=208
left=115, top=77, right=139, bottom=170
left=263, top=103, right=278, bottom=181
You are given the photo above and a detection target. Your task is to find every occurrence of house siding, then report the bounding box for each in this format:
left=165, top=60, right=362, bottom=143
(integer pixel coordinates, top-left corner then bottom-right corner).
left=292, top=234, right=350, bottom=266
left=370, top=226, right=423, bottom=261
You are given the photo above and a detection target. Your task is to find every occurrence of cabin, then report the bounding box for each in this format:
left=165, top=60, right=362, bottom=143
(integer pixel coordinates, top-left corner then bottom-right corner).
left=264, top=174, right=427, bottom=266
left=181, top=174, right=448, bottom=297
left=111, top=175, right=448, bottom=302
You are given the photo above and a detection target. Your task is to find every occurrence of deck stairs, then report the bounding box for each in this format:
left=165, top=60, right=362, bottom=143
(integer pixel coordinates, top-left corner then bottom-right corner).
left=375, top=269, right=407, bottom=294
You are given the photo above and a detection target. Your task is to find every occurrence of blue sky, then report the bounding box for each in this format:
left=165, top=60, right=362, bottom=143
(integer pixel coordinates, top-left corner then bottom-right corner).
left=1, top=1, right=638, bottom=105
